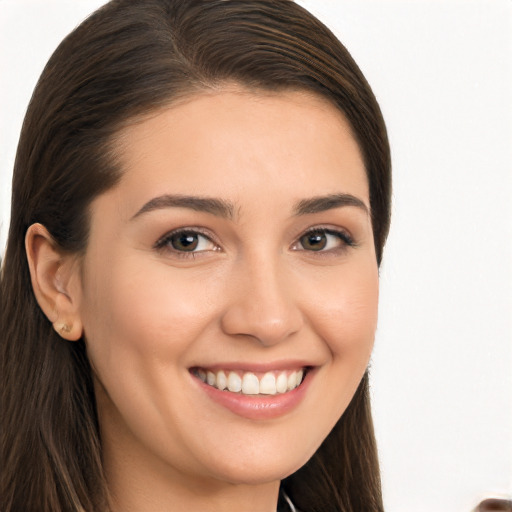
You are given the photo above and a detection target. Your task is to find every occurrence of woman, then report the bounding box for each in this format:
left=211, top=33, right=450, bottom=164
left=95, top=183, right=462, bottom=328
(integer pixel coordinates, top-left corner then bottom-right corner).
left=0, top=1, right=391, bottom=511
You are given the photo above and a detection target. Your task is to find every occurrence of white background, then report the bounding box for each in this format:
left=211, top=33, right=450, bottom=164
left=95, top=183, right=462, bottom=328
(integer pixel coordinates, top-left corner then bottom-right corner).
left=1, top=1, right=511, bottom=511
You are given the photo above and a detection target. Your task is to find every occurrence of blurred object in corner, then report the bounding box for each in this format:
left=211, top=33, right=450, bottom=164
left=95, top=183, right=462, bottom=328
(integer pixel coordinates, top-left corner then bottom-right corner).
left=474, top=498, right=512, bottom=511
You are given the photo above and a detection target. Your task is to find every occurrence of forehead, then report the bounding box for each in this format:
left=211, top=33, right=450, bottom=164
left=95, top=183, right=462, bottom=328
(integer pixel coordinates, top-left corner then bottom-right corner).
left=107, top=88, right=369, bottom=216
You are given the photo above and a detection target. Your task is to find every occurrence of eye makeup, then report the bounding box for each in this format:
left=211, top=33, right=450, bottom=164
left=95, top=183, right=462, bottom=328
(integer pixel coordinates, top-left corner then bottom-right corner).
left=153, top=223, right=357, bottom=261
left=154, top=227, right=221, bottom=258
left=294, top=227, right=355, bottom=252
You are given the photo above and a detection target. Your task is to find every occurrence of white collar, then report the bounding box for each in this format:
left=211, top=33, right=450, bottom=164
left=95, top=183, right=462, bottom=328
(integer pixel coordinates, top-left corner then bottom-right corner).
left=281, top=489, right=298, bottom=512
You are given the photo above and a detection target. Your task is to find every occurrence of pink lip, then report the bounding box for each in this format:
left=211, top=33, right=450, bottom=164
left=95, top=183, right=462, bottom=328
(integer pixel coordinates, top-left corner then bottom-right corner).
left=191, top=367, right=314, bottom=420
left=192, top=360, right=313, bottom=373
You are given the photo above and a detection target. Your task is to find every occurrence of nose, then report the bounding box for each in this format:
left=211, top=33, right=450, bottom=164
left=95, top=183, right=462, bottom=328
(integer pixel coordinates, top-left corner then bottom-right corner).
left=220, top=256, right=304, bottom=346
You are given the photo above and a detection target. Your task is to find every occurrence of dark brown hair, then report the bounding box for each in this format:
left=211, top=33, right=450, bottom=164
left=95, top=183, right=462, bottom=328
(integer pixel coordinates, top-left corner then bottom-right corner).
left=1, top=1, right=391, bottom=511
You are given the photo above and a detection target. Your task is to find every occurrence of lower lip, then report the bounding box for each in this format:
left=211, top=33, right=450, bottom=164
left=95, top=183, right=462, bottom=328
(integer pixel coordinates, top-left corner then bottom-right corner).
left=193, top=370, right=313, bottom=420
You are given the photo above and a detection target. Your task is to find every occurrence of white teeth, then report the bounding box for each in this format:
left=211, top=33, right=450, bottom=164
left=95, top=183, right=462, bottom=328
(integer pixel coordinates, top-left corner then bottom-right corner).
left=276, top=372, right=288, bottom=393
left=259, top=372, right=277, bottom=395
left=227, top=372, right=242, bottom=393
left=196, top=368, right=306, bottom=395
left=206, top=371, right=216, bottom=386
left=287, top=372, right=296, bottom=391
left=241, top=372, right=259, bottom=395
left=216, top=370, right=227, bottom=390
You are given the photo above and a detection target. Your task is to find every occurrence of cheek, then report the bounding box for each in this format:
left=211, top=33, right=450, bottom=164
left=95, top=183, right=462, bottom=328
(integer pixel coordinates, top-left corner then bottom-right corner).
left=339, top=279, right=379, bottom=352
left=79, top=254, right=229, bottom=388
left=306, top=261, right=379, bottom=358
left=79, top=256, right=223, bottom=432
left=283, top=261, right=379, bottom=460
left=307, top=260, right=378, bottom=413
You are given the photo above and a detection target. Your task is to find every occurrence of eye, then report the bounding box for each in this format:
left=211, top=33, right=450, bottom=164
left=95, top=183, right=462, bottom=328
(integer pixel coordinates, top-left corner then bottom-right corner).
left=294, top=228, right=354, bottom=252
left=155, top=229, right=219, bottom=254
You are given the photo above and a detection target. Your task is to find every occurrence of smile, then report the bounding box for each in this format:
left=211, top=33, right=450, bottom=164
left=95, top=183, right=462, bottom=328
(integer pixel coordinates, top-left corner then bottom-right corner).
left=192, top=368, right=306, bottom=396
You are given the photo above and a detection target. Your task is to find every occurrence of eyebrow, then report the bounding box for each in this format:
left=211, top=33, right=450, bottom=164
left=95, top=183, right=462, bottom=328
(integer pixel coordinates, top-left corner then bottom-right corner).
left=131, top=192, right=368, bottom=221
left=131, top=194, right=235, bottom=220
left=293, top=193, right=369, bottom=216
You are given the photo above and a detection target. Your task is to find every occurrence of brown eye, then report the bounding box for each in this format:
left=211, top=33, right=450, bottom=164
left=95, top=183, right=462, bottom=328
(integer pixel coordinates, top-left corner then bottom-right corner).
left=170, top=232, right=200, bottom=251
left=300, top=231, right=328, bottom=251
left=155, top=230, right=218, bottom=254
left=295, top=229, right=354, bottom=253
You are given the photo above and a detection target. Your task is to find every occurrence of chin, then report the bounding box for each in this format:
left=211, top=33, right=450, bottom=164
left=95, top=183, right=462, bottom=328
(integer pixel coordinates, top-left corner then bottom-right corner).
left=199, top=442, right=315, bottom=486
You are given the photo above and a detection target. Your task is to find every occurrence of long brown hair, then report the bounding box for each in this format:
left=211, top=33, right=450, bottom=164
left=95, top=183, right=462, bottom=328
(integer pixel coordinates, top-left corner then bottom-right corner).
left=0, top=1, right=391, bottom=511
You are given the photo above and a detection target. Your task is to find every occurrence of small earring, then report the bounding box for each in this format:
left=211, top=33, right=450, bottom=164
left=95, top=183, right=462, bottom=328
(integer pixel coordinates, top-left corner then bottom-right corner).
left=57, top=323, right=72, bottom=335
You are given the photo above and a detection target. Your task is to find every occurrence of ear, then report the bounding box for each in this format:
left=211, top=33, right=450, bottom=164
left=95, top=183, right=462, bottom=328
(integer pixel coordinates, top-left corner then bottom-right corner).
left=25, top=223, right=83, bottom=341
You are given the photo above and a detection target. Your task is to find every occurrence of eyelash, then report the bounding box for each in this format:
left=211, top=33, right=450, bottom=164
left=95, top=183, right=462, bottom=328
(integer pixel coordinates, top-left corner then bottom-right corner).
left=292, top=227, right=356, bottom=254
left=154, top=228, right=219, bottom=258
left=154, top=226, right=355, bottom=258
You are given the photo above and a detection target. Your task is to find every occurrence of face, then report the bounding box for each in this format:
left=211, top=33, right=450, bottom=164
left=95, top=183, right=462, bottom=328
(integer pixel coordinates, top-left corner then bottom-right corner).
left=77, top=89, right=379, bottom=490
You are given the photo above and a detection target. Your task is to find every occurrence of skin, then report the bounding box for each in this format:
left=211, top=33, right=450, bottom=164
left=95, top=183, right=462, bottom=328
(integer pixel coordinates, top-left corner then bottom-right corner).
left=27, top=88, right=379, bottom=512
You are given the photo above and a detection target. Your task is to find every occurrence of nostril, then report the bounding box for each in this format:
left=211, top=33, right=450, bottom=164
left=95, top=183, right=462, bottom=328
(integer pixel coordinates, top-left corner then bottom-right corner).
left=220, top=297, right=303, bottom=346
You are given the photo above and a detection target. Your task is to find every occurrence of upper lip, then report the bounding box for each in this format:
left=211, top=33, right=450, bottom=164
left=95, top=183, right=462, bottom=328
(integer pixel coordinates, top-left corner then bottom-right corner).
left=189, top=360, right=316, bottom=373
